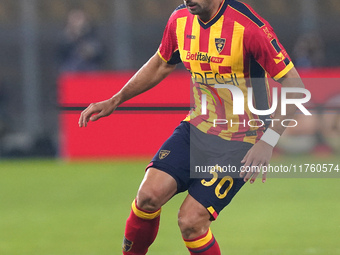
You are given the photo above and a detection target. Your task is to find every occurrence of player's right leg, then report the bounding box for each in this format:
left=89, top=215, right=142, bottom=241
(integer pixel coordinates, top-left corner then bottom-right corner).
left=122, top=121, right=191, bottom=255
left=123, top=167, right=177, bottom=255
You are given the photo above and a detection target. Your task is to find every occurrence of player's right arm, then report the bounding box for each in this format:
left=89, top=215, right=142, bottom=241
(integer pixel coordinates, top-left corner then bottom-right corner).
left=78, top=52, right=176, bottom=127
left=79, top=6, right=182, bottom=127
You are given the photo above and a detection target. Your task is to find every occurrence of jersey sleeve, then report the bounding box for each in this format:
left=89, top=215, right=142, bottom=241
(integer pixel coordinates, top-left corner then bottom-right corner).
left=158, top=14, right=182, bottom=65
left=248, top=23, right=294, bottom=80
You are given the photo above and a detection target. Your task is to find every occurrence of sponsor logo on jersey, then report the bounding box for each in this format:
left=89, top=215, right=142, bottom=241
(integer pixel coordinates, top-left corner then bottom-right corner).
left=122, top=237, right=133, bottom=252
left=190, top=71, right=239, bottom=86
left=186, top=52, right=224, bottom=64
left=215, top=38, right=226, bottom=53
left=159, top=150, right=171, bottom=159
left=186, top=34, right=196, bottom=39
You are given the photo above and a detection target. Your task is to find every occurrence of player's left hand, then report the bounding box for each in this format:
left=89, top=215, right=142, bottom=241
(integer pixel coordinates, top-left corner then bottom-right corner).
left=240, top=140, right=273, bottom=184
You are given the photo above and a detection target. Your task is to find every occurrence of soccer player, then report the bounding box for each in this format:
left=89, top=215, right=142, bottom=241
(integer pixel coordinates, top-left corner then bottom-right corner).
left=78, top=0, right=305, bottom=254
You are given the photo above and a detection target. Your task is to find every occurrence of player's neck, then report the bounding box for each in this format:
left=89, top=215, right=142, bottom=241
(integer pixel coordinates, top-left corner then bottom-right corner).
left=199, top=0, right=223, bottom=23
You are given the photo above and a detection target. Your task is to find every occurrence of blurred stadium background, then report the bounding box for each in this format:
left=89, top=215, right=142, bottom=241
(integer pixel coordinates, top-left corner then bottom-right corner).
left=0, top=0, right=339, bottom=254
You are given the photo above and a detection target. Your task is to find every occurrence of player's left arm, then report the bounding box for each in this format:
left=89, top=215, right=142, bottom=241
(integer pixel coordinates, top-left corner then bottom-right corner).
left=240, top=67, right=305, bottom=183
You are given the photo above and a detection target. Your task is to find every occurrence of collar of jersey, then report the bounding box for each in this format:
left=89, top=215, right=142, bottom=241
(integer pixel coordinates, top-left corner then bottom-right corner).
left=197, top=0, right=229, bottom=29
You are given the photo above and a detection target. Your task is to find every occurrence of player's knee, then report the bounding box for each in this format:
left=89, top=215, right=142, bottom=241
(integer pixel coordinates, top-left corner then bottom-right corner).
left=136, top=188, right=163, bottom=212
left=178, top=210, right=207, bottom=239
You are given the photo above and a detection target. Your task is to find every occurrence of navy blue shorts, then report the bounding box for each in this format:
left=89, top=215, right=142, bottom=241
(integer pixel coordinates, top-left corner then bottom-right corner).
left=147, top=121, right=253, bottom=220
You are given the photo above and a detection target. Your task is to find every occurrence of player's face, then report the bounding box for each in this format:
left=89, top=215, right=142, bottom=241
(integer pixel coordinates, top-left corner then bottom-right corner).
left=184, top=0, right=222, bottom=21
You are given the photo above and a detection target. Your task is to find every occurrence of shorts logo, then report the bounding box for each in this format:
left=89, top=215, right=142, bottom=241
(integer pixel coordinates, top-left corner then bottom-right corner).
left=215, top=38, right=226, bottom=53
left=122, top=236, right=133, bottom=252
left=159, top=150, right=170, bottom=159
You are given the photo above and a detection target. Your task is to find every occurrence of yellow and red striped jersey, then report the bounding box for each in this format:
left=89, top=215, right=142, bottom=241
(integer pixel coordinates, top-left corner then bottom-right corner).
left=158, top=0, right=294, bottom=144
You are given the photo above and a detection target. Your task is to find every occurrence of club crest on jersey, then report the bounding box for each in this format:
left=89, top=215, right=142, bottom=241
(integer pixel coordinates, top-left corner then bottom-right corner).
left=215, top=38, right=226, bottom=54
left=159, top=150, right=170, bottom=160
left=122, top=237, right=133, bottom=252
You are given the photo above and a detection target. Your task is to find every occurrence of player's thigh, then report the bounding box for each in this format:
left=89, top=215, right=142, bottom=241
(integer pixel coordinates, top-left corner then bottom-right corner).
left=188, top=140, right=253, bottom=220
left=148, top=121, right=193, bottom=193
left=136, top=167, right=177, bottom=210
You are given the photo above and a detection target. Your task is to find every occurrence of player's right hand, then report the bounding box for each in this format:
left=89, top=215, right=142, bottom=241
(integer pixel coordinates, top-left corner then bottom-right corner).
left=78, top=98, right=118, bottom=127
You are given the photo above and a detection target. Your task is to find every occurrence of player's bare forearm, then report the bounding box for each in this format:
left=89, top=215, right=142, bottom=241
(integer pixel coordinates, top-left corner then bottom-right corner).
left=79, top=53, right=176, bottom=127
left=240, top=67, right=305, bottom=183
left=115, top=52, right=176, bottom=104
left=271, top=67, right=305, bottom=135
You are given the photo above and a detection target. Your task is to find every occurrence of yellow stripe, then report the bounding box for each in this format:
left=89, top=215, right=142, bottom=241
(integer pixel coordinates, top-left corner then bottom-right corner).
left=196, top=121, right=212, bottom=133
left=265, top=72, right=271, bottom=107
left=157, top=49, right=168, bottom=63
left=189, top=16, right=201, bottom=72
left=218, top=132, right=233, bottom=141
left=230, top=21, right=245, bottom=77
left=184, top=228, right=213, bottom=249
left=243, top=134, right=257, bottom=144
left=273, top=62, right=294, bottom=80
left=176, top=17, right=187, bottom=57
left=183, top=115, right=190, bottom=122
left=207, top=206, right=216, bottom=216
left=131, top=200, right=161, bottom=220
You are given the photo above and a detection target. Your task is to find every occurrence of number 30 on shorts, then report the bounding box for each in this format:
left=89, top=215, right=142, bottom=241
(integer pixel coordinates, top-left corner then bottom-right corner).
left=201, top=169, right=233, bottom=199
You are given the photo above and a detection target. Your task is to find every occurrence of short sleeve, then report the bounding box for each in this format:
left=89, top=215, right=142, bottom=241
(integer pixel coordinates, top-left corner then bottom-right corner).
left=158, top=15, right=182, bottom=65
left=248, top=23, right=294, bottom=80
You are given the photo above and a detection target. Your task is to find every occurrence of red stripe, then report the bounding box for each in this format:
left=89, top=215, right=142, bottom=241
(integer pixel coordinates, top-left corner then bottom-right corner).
left=145, top=162, right=153, bottom=172
left=219, top=66, right=232, bottom=74
left=189, top=116, right=206, bottom=127
left=200, top=63, right=211, bottom=71
left=219, top=18, right=233, bottom=56
left=206, top=124, right=224, bottom=136
left=184, top=16, right=194, bottom=52
left=183, top=229, right=210, bottom=242
left=183, top=61, right=191, bottom=70
left=199, top=26, right=210, bottom=53
left=212, top=211, right=218, bottom=220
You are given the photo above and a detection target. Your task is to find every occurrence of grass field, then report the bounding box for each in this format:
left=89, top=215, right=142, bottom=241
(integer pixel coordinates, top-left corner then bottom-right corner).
left=0, top=155, right=339, bottom=255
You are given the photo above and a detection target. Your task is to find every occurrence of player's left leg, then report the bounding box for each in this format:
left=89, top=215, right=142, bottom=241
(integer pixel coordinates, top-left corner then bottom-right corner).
left=179, top=124, right=253, bottom=254
left=178, top=194, right=221, bottom=255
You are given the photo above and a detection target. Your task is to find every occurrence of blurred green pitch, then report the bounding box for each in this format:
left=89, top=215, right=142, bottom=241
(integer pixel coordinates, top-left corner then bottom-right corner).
left=0, top=156, right=339, bottom=255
